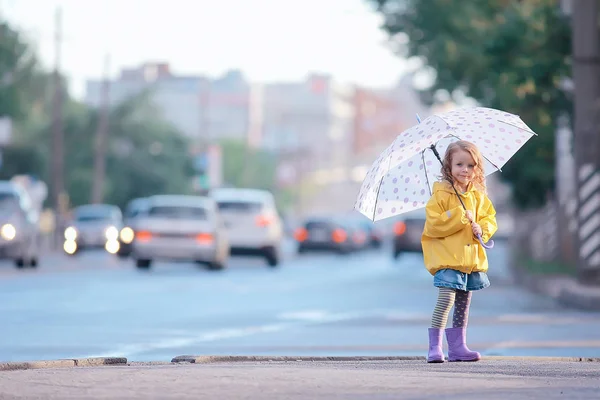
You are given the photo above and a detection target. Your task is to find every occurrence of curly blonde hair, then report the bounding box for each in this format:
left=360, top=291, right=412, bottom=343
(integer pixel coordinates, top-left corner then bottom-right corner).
left=440, top=140, right=486, bottom=193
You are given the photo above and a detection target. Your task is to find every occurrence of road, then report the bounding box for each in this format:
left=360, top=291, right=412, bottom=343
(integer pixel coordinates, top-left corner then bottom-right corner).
left=1, top=240, right=599, bottom=363
left=2, top=360, right=600, bottom=399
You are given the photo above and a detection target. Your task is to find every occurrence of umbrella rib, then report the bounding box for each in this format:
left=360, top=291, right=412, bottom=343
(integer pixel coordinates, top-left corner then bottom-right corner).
left=422, top=148, right=433, bottom=196
left=372, top=178, right=383, bottom=221
left=372, top=155, right=392, bottom=221
left=497, top=119, right=537, bottom=135
left=447, top=133, right=502, bottom=172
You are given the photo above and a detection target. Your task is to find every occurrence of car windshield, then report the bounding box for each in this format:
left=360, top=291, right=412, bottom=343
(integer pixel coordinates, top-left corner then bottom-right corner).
left=217, top=201, right=262, bottom=213
left=147, top=206, right=207, bottom=220
left=125, top=203, right=147, bottom=219
left=0, top=192, right=19, bottom=210
left=75, top=207, right=115, bottom=222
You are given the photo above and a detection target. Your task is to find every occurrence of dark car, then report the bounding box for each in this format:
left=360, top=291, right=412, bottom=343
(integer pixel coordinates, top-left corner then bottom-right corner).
left=357, top=220, right=385, bottom=248
left=294, top=217, right=362, bottom=254
left=393, top=209, right=426, bottom=259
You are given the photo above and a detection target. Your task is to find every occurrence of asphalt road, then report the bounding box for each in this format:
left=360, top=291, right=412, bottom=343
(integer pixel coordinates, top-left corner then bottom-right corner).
left=1, top=240, right=599, bottom=362
left=2, top=360, right=600, bottom=400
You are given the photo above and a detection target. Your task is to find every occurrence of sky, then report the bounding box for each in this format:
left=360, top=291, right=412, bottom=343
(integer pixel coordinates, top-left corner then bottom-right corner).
left=2, top=0, right=410, bottom=99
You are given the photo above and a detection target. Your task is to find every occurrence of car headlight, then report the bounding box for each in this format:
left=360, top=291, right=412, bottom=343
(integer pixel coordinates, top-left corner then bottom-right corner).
left=1, top=224, right=16, bottom=241
left=64, top=226, right=78, bottom=241
left=105, top=226, right=119, bottom=241
left=119, top=227, right=134, bottom=244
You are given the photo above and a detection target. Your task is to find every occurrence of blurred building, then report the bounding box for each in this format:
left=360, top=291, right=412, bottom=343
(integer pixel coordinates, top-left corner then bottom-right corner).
left=262, top=74, right=354, bottom=172
left=301, top=76, right=429, bottom=216
left=351, top=76, right=427, bottom=166
left=85, top=63, right=258, bottom=144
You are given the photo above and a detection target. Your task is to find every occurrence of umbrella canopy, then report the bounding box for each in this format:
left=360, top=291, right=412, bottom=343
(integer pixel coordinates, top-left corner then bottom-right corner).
left=355, top=107, right=536, bottom=222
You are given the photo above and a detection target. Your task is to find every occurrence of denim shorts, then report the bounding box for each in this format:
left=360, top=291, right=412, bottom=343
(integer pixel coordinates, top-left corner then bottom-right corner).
left=433, top=268, right=490, bottom=291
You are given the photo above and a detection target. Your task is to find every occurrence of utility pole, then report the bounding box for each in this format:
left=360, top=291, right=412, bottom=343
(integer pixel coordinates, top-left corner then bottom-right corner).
left=572, top=0, right=600, bottom=284
left=51, top=7, right=64, bottom=247
left=91, top=54, right=110, bottom=203
left=194, top=78, right=211, bottom=195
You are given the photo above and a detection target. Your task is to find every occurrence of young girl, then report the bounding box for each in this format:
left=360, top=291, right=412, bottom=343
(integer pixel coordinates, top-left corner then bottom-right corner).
left=422, top=140, right=497, bottom=363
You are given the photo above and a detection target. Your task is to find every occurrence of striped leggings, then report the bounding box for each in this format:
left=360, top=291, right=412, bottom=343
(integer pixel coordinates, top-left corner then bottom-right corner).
left=431, top=287, right=472, bottom=329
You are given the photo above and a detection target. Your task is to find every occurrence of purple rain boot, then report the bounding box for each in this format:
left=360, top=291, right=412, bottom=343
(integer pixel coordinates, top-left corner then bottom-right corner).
left=445, top=327, right=481, bottom=362
left=427, top=328, right=445, bottom=363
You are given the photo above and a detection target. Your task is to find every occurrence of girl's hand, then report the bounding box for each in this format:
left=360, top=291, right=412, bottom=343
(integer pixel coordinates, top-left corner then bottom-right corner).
left=465, top=210, right=474, bottom=223
left=472, top=222, right=483, bottom=237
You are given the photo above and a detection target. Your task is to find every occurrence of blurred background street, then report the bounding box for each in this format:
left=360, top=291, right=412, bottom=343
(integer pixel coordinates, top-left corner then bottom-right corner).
left=2, top=238, right=599, bottom=363
left=1, top=0, right=600, bottom=365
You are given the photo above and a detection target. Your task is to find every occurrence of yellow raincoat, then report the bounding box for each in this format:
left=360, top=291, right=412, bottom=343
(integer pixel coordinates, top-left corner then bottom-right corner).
left=421, top=181, right=497, bottom=276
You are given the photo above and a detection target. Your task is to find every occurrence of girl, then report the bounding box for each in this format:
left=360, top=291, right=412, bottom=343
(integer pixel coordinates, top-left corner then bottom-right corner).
left=422, top=140, right=497, bottom=363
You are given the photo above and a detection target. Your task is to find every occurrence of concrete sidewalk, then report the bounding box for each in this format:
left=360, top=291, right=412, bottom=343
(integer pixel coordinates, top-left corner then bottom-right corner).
left=0, top=357, right=598, bottom=399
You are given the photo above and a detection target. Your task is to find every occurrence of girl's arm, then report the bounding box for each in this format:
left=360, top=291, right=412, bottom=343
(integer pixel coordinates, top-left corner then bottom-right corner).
left=423, top=191, right=470, bottom=238
left=477, top=194, right=498, bottom=243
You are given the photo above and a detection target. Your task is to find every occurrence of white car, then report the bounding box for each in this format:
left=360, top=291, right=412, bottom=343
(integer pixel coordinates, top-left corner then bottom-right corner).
left=131, top=195, right=229, bottom=271
left=0, top=181, right=40, bottom=268
left=211, top=188, right=283, bottom=267
left=63, top=204, right=123, bottom=255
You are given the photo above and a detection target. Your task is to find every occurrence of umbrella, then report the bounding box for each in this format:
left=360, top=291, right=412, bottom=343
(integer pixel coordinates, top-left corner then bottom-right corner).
left=354, top=106, right=537, bottom=248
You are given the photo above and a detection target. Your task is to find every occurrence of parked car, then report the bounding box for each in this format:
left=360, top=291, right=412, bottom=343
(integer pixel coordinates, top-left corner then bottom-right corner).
left=294, top=217, right=361, bottom=254
left=0, top=181, right=40, bottom=268
left=131, top=195, right=230, bottom=271
left=346, top=215, right=386, bottom=249
left=116, top=197, right=149, bottom=258
left=63, top=204, right=123, bottom=255
left=212, top=188, right=283, bottom=267
left=392, top=209, right=426, bottom=259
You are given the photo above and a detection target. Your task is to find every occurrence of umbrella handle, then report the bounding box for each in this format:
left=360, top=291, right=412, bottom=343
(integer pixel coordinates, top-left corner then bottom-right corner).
left=476, top=234, right=495, bottom=249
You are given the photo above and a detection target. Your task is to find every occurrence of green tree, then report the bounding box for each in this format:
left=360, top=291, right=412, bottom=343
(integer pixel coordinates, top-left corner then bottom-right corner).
left=219, top=139, right=295, bottom=210
left=370, top=0, right=571, bottom=208
left=0, top=19, right=41, bottom=119
left=25, top=94, right=195, bottom=209
left=1, top=20, right=194, bottom=209
left=220, top=139, right=278, bottom=190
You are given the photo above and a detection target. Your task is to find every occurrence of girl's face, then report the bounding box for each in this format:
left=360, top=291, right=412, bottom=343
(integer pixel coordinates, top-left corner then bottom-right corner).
left=450, top=149, right=475, bottom=187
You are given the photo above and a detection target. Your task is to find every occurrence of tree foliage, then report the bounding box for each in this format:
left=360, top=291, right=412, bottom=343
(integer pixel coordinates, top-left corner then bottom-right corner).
left=370, top=0, right=571, bottom=208
left=1, top=18, right=195, bottom=210
left=219, top=139, right=294, bottom=210
left=0, top=20, right=42, bottom=119
left=24, top=94, right=195, bottom=209
left=220, top=139, right=278, bottom=190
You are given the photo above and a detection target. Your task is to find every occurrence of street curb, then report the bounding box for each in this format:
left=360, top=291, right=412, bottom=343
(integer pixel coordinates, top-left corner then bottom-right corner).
left=0, top=357, right=127, bottom=371
left=484, top=356, right=600, bottom=362
left=556, top=282, right=600, bottom=312
left=508, top=249, right=600, bottom=312
left=170, top=355, right=600, bottom=364
left=171, top=355, right=426, bottom=363
left=2, top=356, right=598, bottom=371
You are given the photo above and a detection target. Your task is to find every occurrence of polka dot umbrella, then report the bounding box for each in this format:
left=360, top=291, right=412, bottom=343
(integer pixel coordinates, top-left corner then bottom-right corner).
left=354, top=106, right=537, bottom=247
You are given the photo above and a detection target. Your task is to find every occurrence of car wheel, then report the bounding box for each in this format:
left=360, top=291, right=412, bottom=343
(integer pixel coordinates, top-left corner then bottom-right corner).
left=206, top=261, right=226, bottom=271
left=337, top=246, right=351, bottom=255
left=136, top=259, right=152, bottom=269
left=264, top=247, right=280, bottom=267
left=117, top=251, right=129, bottom=259
left=14, top=258, right=26, bottom=269
left=29, top=257, right=39, bottom=268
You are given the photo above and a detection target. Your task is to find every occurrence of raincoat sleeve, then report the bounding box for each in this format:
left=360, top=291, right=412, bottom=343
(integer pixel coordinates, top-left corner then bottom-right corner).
left=424, top=191, right=470, bottom=238
left=477, top=194, right=498, bottom=243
